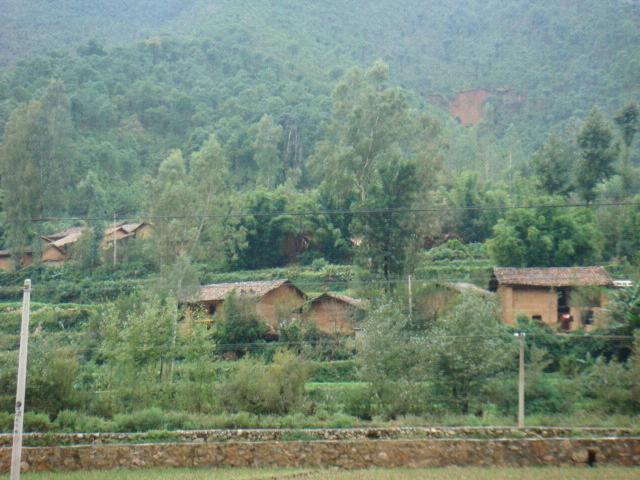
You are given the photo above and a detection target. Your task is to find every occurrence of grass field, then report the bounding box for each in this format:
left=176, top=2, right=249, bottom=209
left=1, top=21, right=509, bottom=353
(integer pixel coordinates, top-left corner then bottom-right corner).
left=4, top=467, right=639, bottom=480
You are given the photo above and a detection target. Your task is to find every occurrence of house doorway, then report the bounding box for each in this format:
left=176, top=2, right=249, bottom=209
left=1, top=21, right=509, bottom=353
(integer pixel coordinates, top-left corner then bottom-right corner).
left=557, top=287, right=571, bottom=330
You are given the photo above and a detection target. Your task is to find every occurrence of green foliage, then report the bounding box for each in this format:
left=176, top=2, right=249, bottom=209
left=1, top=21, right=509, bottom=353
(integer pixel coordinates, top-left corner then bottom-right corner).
left=445, top=172, right=509, bottom=243
left=532, top=136, right=573, bottom=196
left=421, top=293, right=515, bottom=414
left=487, top=204, right=602, bottom=267
left=217, top=350, right=310, bottom=415
left=211, top=293, right=268, bottom=357
left=575, top=108, right=620, bottom=202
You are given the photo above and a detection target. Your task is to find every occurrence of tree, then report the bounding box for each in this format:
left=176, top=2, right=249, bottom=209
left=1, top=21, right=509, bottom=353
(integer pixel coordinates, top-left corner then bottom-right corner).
left=358, top=299, right=427, bottom=417
left=352, top=160, right=420, bottom=281
left=574, top=108, right=619, bottom=202
left=312, top=60, right=440, bottom=203
left=531, top=135, right=573, bottom=196
left=75, top=170, right=107, bottom=268
left=0, top=81, right=76, bottom=252
left=311, top=60, right=440, bottom=278
left=252, top=114, right=283, bottom=188
left=421, top=293, right=515, bottom=414
left=446, top=171, right=509, bottom=243
left=486, top=203, right=602, bottom=267
left=211, top=293, right=268, bottom=357
left=614, top=102, right=639, bottom=194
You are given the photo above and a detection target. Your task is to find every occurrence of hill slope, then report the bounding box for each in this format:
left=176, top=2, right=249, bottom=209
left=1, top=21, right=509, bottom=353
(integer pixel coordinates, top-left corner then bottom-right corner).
left=3, top=1, right=639, bottom=144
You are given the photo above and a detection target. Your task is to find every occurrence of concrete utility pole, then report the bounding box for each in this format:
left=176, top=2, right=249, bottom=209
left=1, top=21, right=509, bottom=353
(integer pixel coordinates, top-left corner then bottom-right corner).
left=516, top=332, right=526, bottom=428
left=407, top=274, right=413, bottom=320
left=113, top=212, right=117, bottom=267
left=11, top=279, right=32, bottom=480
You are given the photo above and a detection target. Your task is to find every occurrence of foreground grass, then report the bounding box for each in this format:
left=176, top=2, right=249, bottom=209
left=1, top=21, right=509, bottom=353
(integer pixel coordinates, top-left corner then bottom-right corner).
left=5, top=467, right=640, bottom=480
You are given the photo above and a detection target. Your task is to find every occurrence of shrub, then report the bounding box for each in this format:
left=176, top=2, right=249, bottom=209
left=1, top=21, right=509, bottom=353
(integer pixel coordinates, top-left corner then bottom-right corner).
left=24, top=412, right=54, bottom=432
left=0, top=411, right=12, bottom=432
left=343, top=386, right=374, bottom=420
left=310, top=360, right=359, bottom=382
left=55, top=410, right=110, bottom=433
left=112, top=408, right=166, bottom=432
left=218, top=350, right=310, bottom=415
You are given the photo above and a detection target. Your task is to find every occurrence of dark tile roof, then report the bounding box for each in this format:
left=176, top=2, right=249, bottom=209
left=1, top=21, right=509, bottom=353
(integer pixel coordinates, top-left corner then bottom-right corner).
left=493, top=267, right=613, bottom=287
left=197, top=279, right=301, bottom=302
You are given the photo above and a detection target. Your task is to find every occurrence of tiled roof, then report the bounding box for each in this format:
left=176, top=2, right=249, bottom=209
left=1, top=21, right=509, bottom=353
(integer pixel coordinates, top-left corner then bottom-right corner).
left=104, top=222, right=146, bottom=236
left=47, top=228, right=87, bottom=248
left=197, top=279, right=298, bottom=302
left=309, top=293, right=367, bottom=309
left=42, top=226, right=86, bottom=243
left=493, top=267, right=613, bottom=287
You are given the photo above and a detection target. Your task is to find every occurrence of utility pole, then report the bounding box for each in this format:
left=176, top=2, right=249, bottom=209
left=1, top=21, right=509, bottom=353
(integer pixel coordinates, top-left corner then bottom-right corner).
left=112, top=212, right=117, bottom=267
left=515, top=332, right=526, bottom=428
left=407, top=274, right=413, bottom=320
left=11, top=279, right=31, bottom=480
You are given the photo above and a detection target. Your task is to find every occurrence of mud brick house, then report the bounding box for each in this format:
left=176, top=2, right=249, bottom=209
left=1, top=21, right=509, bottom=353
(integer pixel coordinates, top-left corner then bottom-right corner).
left=103, top=222, right=152, bottom=245
left=489, top=267, right=613, bottom=331
left=41, top=226, right=87, bottom=264
left=188, top=279, right=306, bottom=332
left=0, top=249, right=33, bottom=272
left=39, top=222, right=152, bottom=265
left=300, top=293, right=366, bottom=335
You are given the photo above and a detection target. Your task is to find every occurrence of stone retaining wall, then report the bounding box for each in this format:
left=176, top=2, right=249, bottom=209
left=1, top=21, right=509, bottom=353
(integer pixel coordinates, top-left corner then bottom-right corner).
left=1, top=438, right=639, bottom=473
left=0, top=427, right=636, bottom=447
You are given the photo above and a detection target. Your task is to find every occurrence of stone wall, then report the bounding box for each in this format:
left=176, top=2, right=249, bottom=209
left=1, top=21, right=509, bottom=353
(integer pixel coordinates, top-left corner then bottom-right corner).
left=1, top=438, right=639, bottom=473
left=1, top=427, right=637, bottom=447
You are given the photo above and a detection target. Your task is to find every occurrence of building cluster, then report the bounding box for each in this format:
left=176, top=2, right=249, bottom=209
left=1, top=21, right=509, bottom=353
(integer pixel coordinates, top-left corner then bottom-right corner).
left=0, top=222, right=152, bottom=271
left=186, top=266, right=629, bottom=338
left=185, top=279, right=366, bottom=337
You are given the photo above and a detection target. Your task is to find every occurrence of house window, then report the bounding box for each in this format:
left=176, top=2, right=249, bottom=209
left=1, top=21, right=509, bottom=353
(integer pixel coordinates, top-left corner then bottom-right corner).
left=208, top=304, right=217, bottom=315
left=532, top=315, right=542, bottom=323
left=581, top=310, right=594, bottom=325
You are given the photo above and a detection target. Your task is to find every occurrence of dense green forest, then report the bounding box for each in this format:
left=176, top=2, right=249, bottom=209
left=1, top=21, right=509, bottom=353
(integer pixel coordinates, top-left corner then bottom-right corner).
left=0, top=1, right=639, bottom=434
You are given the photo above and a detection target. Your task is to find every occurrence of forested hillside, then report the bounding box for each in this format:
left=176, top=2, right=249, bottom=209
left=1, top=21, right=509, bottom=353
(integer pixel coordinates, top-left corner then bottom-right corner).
left=0, top=1, right=639, bottom=274
left=3, top=1, right=639, bottom=147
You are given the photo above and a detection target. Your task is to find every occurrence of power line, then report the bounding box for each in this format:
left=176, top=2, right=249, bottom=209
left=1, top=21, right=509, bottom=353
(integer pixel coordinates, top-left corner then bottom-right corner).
left=25, top=200, right=640, bottom=223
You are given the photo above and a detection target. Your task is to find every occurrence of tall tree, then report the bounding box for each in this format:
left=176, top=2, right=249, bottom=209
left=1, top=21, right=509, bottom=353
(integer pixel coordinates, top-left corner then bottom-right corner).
left=574, top=108, right=619, bottom=202
left=352, top=160, right=420, bottom=281
left=0, top=81, right=76, bottom=252
left=252, top=114, right=283, bottom=189
left=312, top=60, right=439, bottom=203
left=614, top=102, right=639, bottom=194
left=75, top=170, right=107, bottom=268
left=531, top=135, right=573, bottom=196
left=312, top=60, right=440, bottom=278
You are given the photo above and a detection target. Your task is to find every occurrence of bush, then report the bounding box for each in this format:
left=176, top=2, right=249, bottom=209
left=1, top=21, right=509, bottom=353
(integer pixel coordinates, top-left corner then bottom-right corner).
left=24, top=412, right=54, bottom=432
left=343, top=386, right=374, bottom=420
left=55, top=410, right=110, bottom=433
left=0, top=411, right=12, bottom=432
left=218, top=350, right=310, bottom=415
left=112, top=407, right=166, bottom=432
left=310, top=360, right=359, bottom=382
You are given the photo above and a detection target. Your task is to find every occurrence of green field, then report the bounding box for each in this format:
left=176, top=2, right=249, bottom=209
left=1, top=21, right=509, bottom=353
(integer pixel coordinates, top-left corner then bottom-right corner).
left=4, top=467, right=640, bottom=480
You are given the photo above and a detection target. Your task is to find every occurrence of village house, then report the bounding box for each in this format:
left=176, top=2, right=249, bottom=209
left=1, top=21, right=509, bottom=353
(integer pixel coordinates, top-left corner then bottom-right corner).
left=300, top=293, right=366, bottom=335
left=489, top=266, right=613, bottom=331
left=0, top=249, right=33, bottom=272
left=103, top=222, right=152, bottom=245
left=188, top=279, right=307, bottom=332
left=39, top=222, right=152, bottom=265
left=41, top=226, right=87, bottom=264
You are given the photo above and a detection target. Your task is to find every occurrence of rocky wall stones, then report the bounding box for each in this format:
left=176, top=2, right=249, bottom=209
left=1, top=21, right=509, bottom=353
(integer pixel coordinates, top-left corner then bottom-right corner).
left=0, top=427, right=637, bottom=447
left=0, top=438, right=639, bottom=473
